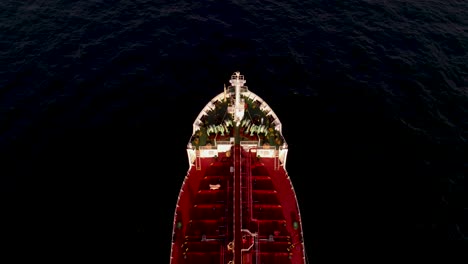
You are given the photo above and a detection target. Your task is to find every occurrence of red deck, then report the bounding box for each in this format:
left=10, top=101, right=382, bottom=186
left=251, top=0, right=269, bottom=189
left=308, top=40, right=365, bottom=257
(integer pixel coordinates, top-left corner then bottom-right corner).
left=170, top=147, right=306, bottom=264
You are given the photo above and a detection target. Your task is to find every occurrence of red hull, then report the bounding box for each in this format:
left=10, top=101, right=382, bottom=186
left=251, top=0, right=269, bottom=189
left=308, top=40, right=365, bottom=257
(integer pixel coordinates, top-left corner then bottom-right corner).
left=170, top=72, right=306, bottom=264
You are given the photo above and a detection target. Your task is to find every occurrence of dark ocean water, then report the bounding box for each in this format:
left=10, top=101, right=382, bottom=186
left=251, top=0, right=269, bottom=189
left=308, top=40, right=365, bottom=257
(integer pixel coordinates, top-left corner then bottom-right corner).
left=1, top=0, right=467, bottom=262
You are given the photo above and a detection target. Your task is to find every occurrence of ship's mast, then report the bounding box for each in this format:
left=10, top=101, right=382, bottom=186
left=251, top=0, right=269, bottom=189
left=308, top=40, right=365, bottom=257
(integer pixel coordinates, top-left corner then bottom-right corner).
left=229, top=71, right=246, bottom=126
left=229, top=71, right=246, bottom=264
